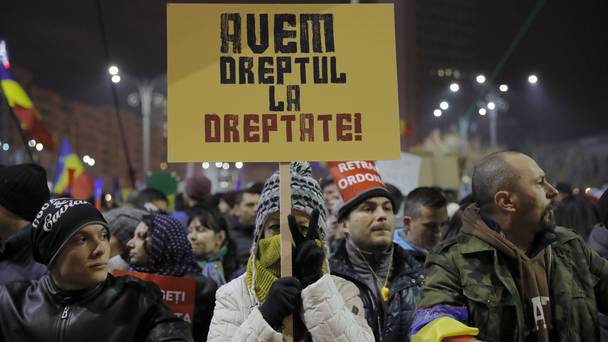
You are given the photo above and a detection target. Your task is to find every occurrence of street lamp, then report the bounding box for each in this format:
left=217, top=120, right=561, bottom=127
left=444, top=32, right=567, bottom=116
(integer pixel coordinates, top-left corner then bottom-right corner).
left=109, top=67, right=166, bottom=175
left=449, top=83, right=460, bottom=92
left=108, top=66, right=119, bottom=76
left=439, top=78, right=512, bottom=150
left=528, top=74, right=538, bottom=84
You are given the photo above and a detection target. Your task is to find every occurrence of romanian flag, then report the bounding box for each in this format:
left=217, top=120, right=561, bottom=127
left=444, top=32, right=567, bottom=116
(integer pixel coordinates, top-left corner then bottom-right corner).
left=400, top=118, right=412, bottom=138
left=52, top=138, right=93, bottom=199
left=0, top=61, right=55, bottom=150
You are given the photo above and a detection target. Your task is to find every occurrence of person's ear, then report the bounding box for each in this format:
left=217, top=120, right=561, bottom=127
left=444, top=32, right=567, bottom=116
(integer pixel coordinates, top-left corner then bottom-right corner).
left=403, top=216, right=413, bottom=230
left=338, top=220, right=349, bottom=235
left=495, top=191, right=515, bottom=213
left=216, top=230, right=226, bottom=246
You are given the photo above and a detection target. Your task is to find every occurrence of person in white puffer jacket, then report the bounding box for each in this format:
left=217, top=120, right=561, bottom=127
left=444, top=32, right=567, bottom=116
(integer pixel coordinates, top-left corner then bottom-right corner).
left=208, top=162, right=374, bottom=342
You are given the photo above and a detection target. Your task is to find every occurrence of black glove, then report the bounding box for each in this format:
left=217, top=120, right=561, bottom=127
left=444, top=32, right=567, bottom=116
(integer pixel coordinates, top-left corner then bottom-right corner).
left=258, top=277, right=302, bottom=330
left=289, top=209, right=325, bottom=287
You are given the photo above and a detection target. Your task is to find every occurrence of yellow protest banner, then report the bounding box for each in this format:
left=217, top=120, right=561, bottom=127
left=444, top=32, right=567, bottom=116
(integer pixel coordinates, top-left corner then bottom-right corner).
left=167, top=4, right=400, bottom=162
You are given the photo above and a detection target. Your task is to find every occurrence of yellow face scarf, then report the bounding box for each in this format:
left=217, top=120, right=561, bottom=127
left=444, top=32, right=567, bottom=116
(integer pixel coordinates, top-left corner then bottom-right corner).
left=246, top=234, right=329, bottom=303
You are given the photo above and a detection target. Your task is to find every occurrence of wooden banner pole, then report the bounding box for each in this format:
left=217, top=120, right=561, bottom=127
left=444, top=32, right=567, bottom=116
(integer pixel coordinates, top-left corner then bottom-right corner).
left=279, top=162, right=293, bottom=341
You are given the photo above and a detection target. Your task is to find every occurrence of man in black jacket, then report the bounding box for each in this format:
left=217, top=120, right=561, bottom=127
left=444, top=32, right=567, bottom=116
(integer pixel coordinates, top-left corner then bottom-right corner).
left=0, top=198, right=192, bottom=342
left=328, top=161, right=423, bottom=342
left=227, top=188, right=260, bottom=266
left=0, top=163, right=49, bottom=284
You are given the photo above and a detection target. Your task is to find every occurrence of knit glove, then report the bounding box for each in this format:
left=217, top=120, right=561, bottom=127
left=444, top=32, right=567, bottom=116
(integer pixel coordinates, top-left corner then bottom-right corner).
left=258, top=277, right=302, bottom=331
left=289, top=209, right=324, bottom=287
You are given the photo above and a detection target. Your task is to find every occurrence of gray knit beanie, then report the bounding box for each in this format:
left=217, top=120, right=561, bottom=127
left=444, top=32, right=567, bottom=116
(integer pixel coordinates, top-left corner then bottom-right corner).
left=102, top=207, right=147, bottom=247
left=253, top=162, right=326, bottom=245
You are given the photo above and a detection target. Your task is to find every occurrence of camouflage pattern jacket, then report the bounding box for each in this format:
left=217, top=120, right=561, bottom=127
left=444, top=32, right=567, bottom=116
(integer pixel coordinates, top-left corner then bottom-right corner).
left=416, top=226, right=608, bottom=342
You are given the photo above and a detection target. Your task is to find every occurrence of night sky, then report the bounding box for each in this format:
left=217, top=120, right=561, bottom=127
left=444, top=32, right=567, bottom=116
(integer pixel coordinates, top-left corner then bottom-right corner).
left=474, top=1, right=608, bottom=146
left=1, top=0, right=607, bottom=147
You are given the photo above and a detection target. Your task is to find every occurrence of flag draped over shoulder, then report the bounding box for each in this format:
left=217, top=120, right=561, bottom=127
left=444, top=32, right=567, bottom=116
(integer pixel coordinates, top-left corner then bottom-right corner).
left=0, top=63, right=55, bottom=150
left=52, top=138, right=93, bottom=199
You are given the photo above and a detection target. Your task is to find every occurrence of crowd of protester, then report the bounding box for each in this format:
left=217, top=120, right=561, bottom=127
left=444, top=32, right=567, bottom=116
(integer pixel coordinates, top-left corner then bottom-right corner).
left=1, top=151, right=608, bottom=341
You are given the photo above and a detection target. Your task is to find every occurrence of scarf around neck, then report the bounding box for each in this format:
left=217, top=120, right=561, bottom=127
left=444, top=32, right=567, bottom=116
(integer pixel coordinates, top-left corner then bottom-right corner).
left=462, top=206, right=552, bottom=342
left=246, top=234, right=329, bottom=304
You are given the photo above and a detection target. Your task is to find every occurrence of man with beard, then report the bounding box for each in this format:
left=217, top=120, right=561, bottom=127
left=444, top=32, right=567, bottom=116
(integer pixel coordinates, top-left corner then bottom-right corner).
left=409, top=151, right=608, bottom=342
left=327, top=161, right=423, bottom=342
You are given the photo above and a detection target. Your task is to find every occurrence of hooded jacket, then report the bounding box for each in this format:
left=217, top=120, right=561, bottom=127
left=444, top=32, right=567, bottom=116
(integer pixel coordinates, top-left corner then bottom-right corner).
left=0, top=274, right=192, bottom=342
left=413, top=206, right=608, bottom=342
left=330, top=239, right=424, bottom=342
left=207, top=273, right=373, bottom=341
left=208, top=162, right=373, bottom=341
left=0, top=224, right=47, bottom=284
left=588, top=223, right=608, bottom=342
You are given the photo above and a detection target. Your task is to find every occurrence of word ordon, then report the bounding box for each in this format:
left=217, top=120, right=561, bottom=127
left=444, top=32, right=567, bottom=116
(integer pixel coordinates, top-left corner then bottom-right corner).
left=203, top=112, right=362, bottom=143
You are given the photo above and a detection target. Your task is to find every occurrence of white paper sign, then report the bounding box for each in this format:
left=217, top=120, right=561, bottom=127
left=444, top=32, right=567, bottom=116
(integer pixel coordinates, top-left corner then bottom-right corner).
left=376, top=152, right=422, bottom=196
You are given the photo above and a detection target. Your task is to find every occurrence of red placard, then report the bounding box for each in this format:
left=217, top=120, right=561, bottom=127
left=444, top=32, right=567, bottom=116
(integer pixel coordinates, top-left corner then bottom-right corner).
left=113, top=270, right=196, bottom=326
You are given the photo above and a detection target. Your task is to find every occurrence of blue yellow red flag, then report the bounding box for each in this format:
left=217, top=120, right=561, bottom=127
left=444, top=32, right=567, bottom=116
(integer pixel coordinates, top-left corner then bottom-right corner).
left=52, top=138, right=86, bottom=194
left=0, top=60, right=55, bottom=150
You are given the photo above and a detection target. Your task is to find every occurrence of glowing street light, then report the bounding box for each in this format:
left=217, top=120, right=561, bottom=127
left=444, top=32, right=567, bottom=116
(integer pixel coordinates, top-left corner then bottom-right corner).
left=111, top=75, right=121, bottom=84
left=476, top=74, right=486, bottom=84
left=215, top=162, right=223, bottom=168
left=28, top=139, right=36, bottom=147
left=222, top=162, right=230, bottom=170
left=35, top=143, right=44, bottom=151
left=202, top=162, right=210, bottom=169
left=235, top=162, right=244, bottom=169
left=487, top=102, right=496, bottom=110
left=478, top=108, right=487, bottom=116
left=528, top=74, right=538, bottom=84
left=499, top=84, right=509, bottom=92
left=2, top=143, right=10, bottom=151
left=433, top=109, right=442, bottom=117
left=449, top=83, right=460, bottom=92
left=83, top=155, right=91, bottom=163
left=108, top=65, right=119, bottom=76
left=439, top=101, right=449, bottom=110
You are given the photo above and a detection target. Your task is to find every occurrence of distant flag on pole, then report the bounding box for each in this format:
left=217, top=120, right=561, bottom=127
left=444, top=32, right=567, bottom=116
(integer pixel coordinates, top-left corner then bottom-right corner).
left=111, top=176, right=123, bottom=204
left=0, top=39, right=55, bottom=150
left=94, top=178, right=104, bottom=209
left=400, top=118, right=412, bottom=138
left=52, top=138, right=88, bottom=195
